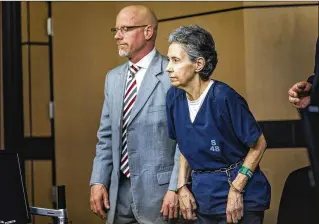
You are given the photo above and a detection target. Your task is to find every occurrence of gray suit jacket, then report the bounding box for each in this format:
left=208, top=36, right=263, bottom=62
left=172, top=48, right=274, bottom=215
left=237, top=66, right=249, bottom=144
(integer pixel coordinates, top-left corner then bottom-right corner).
left=90, top=51, right=180, bottom=224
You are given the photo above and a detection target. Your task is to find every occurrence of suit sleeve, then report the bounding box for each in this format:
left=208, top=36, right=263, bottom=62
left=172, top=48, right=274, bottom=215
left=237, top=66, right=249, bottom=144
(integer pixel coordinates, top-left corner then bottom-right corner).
left=90, top=73, right=113, bottom=188
left=166, top=90, right=177, bottom=140
left=166, top=89, right=179, bottom=191
left=168, top=144, right=180, bottom=191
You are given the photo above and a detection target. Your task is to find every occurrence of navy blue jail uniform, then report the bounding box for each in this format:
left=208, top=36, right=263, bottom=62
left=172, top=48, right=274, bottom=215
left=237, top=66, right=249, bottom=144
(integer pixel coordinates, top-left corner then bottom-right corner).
left=166, top=80, right=271, bottom=215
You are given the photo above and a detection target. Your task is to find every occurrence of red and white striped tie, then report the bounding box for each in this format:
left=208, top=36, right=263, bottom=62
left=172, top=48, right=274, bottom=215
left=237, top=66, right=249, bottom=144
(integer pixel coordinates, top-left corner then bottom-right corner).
left=120, top=64, right=140, bottom=177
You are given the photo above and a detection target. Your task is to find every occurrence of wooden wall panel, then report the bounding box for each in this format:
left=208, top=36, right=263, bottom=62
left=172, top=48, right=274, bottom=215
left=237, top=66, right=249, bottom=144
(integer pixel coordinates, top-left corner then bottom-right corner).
left=30, top=46, right=51, bottom=136
left=21, top=3, right=51, bottom=137
left=53, top=2, right=118, bottom=223
left=21, top=2, right=28, bottom=43
left=24, top=161, right=33, bottom=207
left=22, top=46, right=31, bottom=137
left=25, top=161, right=52, bottom=224
left=21, top=2, right=48, bottom=42
left=21, top=4, right=53, bottom=224
left=33, top=161, right=52, bottom=223
left=243, top=4, right=317, bottom=223
left=244, top=1, right=316, bottom=6
left=29, top=2, right=48, bottom=42
left=260, top=149, right=310, bottom=224
left=114, top=2, right=243, bottom=21
left=244, top=6, right=318, bottom=121
left=156, top=10, right=246, bottom=97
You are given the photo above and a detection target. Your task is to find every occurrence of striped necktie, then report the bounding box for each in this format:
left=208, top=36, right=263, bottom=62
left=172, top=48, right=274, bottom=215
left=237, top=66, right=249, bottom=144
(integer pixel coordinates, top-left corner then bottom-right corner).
left=120, top=64, right=140, bottom=177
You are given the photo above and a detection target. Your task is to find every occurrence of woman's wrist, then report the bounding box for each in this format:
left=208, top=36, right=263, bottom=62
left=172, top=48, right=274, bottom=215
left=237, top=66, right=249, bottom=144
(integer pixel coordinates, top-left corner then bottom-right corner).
left=239, top=165, right=254, bottom=179
left=232, top=173, right=248, bottom=192
left=177, top=176, right=189, bottom=189
left=229, top=182, right=244, bottom=194
left=177, top=183, right=188, bottom=192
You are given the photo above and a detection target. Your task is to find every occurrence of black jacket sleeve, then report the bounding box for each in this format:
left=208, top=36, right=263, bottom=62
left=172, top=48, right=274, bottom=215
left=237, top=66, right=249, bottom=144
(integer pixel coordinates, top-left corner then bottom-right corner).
left=310, top=37, right=319, bottom=104
left=307, top=37, right=319, bottom=84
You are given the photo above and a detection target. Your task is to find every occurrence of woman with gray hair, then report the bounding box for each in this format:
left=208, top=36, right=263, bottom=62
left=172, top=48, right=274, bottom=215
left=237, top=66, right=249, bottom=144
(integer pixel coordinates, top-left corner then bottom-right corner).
left=165, top=25, right=271, bottom=224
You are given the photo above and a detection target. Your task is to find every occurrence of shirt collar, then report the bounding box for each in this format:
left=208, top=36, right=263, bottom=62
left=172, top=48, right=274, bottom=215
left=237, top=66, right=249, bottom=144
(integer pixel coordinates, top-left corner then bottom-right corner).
left=129, top=48, right=156, bottom=69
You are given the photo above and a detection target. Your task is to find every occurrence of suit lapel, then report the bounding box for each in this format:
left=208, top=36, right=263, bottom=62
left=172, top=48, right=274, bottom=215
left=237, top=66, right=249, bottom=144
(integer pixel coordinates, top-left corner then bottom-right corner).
left=115, top=63, right=129, bottom=128
left=128, top=51, right=163, bottom=127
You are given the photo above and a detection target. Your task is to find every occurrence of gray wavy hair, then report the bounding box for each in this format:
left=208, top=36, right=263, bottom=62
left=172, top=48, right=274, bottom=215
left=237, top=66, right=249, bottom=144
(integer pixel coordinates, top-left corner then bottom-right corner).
left=168, top=25, right=218, bottom=81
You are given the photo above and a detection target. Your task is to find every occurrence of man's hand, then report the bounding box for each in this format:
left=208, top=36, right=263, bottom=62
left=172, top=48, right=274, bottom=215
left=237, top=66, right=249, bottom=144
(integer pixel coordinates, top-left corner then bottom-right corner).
left=226, top=187, right=243, bottom=224
left=160, top=190, right=179, bottom=221
left=288, top=81, right=312, bottom=108
left=177, top=186, right=197, bottom=220
left=90, top=184, right=110, bottom=219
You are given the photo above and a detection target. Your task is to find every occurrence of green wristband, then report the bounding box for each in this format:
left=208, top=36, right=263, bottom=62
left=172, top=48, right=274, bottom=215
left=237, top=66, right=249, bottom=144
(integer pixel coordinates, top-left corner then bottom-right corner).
left=239, top=166, right=253, bottom=179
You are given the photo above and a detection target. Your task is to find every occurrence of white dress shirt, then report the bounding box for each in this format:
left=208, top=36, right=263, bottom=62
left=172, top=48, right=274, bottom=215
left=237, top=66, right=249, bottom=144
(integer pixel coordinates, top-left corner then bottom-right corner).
left=128, top=48, right=156, bottom=92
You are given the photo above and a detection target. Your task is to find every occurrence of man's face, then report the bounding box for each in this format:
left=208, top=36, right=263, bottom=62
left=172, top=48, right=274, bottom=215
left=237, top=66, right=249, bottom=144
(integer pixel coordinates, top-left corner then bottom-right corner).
left=114, top=11, right=147, bottom=58
left=166, top=43, right=197, bottom=88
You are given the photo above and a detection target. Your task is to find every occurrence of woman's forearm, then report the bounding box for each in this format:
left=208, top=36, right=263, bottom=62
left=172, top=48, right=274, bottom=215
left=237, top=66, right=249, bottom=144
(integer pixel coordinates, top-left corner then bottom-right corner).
left=232, top=134, right=267, bottom=192
left=178, top=153, right=191, bottom=189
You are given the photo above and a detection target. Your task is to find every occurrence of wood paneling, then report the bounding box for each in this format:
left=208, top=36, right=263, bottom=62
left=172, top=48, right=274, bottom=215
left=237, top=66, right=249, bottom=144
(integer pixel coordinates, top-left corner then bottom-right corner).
left=114, top=2, right=243, bottom=21
left=53, top=2, right=118, bottom=223
left=156, top=9, right=246, bottom=97
left=243, top=1, right=316, bottom=6
left=260, top=148, right=309, bottom=224
left=21, top=2, right=28, bottom=43
left=30, top=46, right=51, bottom=136
left=29, top=2, right=48, bottom=42
left=21, top=4, right=53, bottom=224
left=21, top=4, right=51, bottom=138
left=243, top=4, right=316, bottom=223
left=243, top=6, right=318, bottom=120
left=25, top=160, right=52, bottom=223
left=22, top=45, right=31, bottom=137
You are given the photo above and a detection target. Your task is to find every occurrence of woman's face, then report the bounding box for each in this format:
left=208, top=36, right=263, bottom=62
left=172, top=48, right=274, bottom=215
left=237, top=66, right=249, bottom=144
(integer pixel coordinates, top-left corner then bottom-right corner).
left=166, top=43, right=197, bottom=88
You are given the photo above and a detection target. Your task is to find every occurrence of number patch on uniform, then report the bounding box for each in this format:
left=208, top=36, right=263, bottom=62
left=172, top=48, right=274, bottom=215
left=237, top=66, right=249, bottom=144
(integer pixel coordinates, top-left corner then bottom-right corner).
left=210, top=140, right=220, bottom=152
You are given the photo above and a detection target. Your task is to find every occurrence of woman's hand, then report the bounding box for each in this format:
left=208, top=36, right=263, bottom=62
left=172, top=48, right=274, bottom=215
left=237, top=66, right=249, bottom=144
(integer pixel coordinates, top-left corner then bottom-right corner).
left=226, top=187, right=244, bottom=223
left=177, top=185, right=197, bottom=220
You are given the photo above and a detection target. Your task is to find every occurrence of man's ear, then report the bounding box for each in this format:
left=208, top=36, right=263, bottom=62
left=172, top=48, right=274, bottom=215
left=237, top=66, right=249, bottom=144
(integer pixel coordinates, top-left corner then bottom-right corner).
left=144, top=25, right=154, bottom=40
left=195, top=57, right=205, bottom=73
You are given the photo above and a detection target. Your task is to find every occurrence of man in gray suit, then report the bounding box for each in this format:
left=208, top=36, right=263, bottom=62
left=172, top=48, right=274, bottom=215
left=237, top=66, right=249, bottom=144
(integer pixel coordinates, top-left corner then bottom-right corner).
left=89, top=5, right=180, bottom=224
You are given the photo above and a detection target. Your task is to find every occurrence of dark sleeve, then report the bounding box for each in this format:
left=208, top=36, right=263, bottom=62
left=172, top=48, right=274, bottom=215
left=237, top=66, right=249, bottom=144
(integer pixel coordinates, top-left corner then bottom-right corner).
left=166, top=90, right=176, bottom=140
left=307, top=75, right=315, bottom=84
left=314, top=36, right=319, bottom=74
left=225, top=90, right=263, bottom=148
left=310, top=37, right=319, bottom=103
left=307, top=38, right=319, bottom=84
